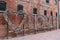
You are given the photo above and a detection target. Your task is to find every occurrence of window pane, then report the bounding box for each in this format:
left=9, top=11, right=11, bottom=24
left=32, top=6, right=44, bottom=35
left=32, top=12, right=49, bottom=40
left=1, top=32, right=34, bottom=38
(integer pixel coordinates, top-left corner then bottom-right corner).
left=44, top=10, right=47, bottom=16
left=51, top=11, right=53, bottom=16
left=0, top=1, right=6, bottom=11
left=46, top=0, right=49, bottom=3
left=56, top=13, right=57, bottom=16
left=17, top=5, right=23, bottom=11
left=33, top=8, right=37, bottom=14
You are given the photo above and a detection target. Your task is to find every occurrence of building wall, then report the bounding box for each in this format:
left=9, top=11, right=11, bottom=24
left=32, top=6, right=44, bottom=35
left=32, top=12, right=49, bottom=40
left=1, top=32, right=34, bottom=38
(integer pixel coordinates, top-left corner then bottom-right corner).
left=0, top=0, right=58, bottom=38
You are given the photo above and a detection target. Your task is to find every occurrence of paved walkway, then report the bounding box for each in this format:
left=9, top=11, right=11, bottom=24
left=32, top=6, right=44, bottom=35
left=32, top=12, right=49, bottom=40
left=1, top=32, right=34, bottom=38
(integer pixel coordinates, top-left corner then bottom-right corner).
left=7, top=29, right=60, bottom=40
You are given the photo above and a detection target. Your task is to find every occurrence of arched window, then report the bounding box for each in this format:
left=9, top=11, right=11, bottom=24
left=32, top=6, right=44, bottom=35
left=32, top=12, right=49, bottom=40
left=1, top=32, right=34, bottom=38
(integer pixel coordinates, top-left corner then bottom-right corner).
left=33, top=8, right=37, bottom=14
left=17, top=5, right=23, bottom=11
left=0, top=1, right=6, bottom=11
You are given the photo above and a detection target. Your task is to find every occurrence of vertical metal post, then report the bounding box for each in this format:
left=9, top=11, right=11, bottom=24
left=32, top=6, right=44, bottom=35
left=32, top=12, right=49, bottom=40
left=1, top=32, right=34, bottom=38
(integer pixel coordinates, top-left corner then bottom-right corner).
left=34, top=14, right=37, bottom=33
left=43, top=16, right=46, bottom=31
left=23, top=14, right=24, bottom=36
left=4, top=11, right=8, bottom=39
left=3, top=11, right=8, bottom=39
left=6, top=11, right=8, bottom=39
left=6, top=21, right=8, bottom=39
left=50, top=16, right=53, bottom=31
left=50, top=11, right=53, bottom=29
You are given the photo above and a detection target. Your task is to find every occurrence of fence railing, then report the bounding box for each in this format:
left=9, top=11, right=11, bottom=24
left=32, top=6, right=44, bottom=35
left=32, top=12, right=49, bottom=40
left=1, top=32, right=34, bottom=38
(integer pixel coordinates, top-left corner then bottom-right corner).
left=0, top=10, right=58, bottom=39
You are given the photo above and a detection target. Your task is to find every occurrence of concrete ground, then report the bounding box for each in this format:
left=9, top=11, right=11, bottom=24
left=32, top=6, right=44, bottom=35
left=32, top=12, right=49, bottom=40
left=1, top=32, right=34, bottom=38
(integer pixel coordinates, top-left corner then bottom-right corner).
left=4, top=29, right=60, bottom=40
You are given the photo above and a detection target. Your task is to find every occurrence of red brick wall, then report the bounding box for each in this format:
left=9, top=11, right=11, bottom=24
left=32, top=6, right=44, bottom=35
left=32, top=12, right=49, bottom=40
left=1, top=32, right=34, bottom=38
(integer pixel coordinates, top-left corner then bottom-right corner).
left=0, top=0, right=58, bottom=37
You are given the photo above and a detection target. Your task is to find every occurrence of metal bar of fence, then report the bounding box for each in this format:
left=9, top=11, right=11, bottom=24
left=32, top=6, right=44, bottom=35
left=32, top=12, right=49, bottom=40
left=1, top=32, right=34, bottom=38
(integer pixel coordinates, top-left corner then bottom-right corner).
left=29, top=14, right=57, bottom=31
left=23, top=14, right=24, bottom=36
left=49, top=16, right=53, bottom=28
left=6, top=21, right=8, bottom=39
left=0, top=8, right=58, bottom=39
left=34, top=14, right=37, bottom=33
left=4, top=11, right=8, bottom=39
left=3, top=11, right=9, bottom=39
left=2, top=10, right=58, bottom=38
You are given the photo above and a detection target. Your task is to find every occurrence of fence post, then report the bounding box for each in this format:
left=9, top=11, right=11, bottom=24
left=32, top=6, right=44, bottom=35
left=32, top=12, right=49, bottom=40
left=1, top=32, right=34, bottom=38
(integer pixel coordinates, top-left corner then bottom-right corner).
left=34, top=14, right=37, bottom=33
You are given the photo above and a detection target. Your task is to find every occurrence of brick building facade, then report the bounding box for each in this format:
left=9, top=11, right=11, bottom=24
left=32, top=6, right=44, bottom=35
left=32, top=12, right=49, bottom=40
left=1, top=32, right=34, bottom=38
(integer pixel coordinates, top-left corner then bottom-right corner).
left=0, top=0, right=58, bottom=38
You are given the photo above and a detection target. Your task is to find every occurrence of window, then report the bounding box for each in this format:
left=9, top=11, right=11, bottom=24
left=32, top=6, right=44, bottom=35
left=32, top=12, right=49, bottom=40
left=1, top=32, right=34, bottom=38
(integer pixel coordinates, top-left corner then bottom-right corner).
left=17, top=5, right=23, bottom=11
left=0, top=1, right=6, bottom=11
left=51, top=11, right=53, bottom=16
left=44, top=10, right=47, bottom=16
left=46, top=0, right=49, bottom=3
left=33, top=8, right=37, bottom=14
left=56, top=13, right=57, bottom=16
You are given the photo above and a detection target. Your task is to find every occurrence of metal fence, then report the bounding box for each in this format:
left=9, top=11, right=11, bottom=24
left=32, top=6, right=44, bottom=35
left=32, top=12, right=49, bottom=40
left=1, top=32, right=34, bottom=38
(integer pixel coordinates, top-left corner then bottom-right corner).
left=0, top=10, right=58, bottom=39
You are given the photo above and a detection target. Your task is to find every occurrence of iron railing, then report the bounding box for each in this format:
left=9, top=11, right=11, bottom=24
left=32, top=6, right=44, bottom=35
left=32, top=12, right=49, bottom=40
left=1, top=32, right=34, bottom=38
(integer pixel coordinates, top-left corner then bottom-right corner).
left=0, top=10, right=58, bottom=39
